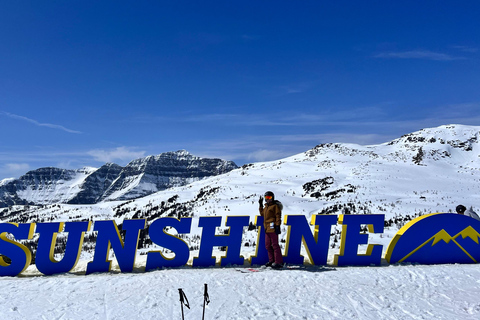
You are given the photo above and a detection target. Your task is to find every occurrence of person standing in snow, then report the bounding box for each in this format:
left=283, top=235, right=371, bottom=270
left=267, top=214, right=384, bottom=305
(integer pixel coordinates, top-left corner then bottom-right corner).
left=258, top=191, right=283, bottom=269
left=455, top=205, right=480, bottom=221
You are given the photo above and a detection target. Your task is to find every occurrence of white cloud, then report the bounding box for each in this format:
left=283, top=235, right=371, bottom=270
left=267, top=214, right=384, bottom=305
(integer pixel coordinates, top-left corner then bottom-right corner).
left=452, top=46, right=478, bottom=53
left=241, top=34, right=261, bottom=41
left=1, top=163, right=30, bottom=179
left=5, top=163, right=30, bottom=171
left=246, top=149, right=290, bottom=162
left=0, top=111, right=82, bottom=134
left=87, top=147, right=146, bottom=163
left=188, top=132, right=389, bottom=165
left=374, top=50, right=463, bottom=61
left=141, top=106, right=386, bottom=128
left=184, top=113, right=244, bottom=122
left=279, top=82, right=313, bottom=95
left=273, top=133, right=391, bottom=146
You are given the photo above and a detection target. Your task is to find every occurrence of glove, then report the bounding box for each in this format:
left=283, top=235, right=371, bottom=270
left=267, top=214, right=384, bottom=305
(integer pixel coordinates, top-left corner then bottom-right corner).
left=275, top=225, right=281, bottom=234
left=258, top=196, right=264, bottom=208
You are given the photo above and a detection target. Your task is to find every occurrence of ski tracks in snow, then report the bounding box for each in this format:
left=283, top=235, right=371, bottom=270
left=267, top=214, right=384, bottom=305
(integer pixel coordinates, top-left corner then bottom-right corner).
left=1, top=264, right=480, bottom=319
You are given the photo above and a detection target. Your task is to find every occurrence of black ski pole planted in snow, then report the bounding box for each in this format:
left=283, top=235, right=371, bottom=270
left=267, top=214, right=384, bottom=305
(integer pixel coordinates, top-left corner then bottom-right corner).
left=202, top=283, right=210, bottom=320
left=178, top=288, right=190, bottom=320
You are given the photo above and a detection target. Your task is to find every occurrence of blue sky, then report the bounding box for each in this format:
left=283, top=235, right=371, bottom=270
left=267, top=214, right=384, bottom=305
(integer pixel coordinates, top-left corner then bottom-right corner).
left=1, top=1, right=480, bottom=179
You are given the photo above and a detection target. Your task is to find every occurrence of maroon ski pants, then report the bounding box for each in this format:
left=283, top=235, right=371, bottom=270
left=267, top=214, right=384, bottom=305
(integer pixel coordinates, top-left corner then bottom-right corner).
left=265, top=232, right=283, bottom=264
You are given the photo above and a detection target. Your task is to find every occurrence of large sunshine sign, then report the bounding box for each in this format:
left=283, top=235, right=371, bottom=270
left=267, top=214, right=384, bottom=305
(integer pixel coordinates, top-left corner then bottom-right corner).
left=1, top=213, right=479, bottom=276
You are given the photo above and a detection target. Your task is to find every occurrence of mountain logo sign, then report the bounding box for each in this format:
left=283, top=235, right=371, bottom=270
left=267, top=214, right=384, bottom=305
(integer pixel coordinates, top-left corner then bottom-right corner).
left=386, top=213, right=480, bottom=264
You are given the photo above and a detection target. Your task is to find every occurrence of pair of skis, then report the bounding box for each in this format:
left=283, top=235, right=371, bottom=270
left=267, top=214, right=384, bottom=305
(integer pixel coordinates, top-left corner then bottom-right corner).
left=236, top=264, right=306, bottom=272
left=178, top=283, right=210, bottom=320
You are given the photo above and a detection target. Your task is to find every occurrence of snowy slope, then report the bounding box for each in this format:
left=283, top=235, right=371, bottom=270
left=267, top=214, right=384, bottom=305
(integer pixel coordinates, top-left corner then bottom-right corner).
left=15, top=167, right=97, bottom=204
left=2, top=261, right=480, bottom=319
left=2, top=124, right=480, bottom=319
left=0, top=177, right=15, bottom=187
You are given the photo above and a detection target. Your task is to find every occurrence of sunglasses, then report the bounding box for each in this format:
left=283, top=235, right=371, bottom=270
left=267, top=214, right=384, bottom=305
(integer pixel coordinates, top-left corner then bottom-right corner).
left=264, top=196, right=273, bottom=200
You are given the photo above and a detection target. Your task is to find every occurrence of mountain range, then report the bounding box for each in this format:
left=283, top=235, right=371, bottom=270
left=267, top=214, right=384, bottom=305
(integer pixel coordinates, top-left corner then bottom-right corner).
left=1, top=124, right=480, bottom=260
left=0, top=150, right=238, bottom=208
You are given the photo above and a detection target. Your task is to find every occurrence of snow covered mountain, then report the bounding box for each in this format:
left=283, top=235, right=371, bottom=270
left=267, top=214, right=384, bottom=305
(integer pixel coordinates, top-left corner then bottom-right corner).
left=0, top=167, right=98, bottom=208
left=1, top=124, right=480, bottom=260
left=0, top=150, right=238, bottom=208
left=3, top=125, right=480, bottom=319
left=96, top=150, right=239, bottom=202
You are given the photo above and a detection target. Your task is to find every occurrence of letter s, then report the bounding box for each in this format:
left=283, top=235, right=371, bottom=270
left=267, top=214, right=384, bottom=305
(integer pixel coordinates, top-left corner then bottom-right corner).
left=146, top=217, right=192, bottom=270
left=0, top=223, right=35, bottom=277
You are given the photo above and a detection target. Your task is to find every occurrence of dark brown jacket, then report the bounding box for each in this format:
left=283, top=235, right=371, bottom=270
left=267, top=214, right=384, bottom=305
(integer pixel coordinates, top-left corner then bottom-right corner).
left=259, top=201, right=282, bottom=233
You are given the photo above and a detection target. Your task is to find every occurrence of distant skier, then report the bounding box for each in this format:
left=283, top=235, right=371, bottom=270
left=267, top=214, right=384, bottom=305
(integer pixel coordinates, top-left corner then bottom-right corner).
left=455, top=205, right=480, bottom=221
left=258, top=191, right=283, bottom=269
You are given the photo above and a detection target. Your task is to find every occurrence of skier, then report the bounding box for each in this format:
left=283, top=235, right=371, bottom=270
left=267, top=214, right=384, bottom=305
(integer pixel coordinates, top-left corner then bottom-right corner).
left=455, top=204, right=480, bottom=221
left=258, top=191, right=283, bottom=269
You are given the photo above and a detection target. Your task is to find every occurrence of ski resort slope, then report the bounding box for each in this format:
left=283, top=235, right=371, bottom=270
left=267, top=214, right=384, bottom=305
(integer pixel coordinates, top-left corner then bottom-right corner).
left=2, top=124, right=480, bottom=319
left=2, top=263, right=480, bottom=319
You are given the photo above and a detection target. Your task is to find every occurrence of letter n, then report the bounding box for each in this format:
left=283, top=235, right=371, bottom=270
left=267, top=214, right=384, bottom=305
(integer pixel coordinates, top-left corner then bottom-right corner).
left=248, top=216, right=269, bottom=265
left=283, top=215, right=337, bottom=265
left=86, top=219, right=146, bottom=274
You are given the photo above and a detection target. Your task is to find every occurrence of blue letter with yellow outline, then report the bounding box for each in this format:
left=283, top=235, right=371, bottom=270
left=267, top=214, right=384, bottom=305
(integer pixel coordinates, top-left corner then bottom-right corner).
left=35, top=221, right=91, bottom=275
left=248, top=215, right=269, bottom=265
left=283, top=215, right=337, bottom=265
left=0, top=223, right=35, bottom=277
left=86, top=219, right=146, bottom=274
left=193, top=216, right=250, bottom=267
left=334, top=214, right=384, bottom=266
left=146, top=217, right=192, bottom=270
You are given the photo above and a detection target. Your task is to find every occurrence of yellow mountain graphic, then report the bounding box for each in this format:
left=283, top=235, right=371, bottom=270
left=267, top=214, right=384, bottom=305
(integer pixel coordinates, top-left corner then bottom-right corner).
left=398, top=227, right=480, bottom=263
left=431, top=229, right=453, bottom=245
left=456, top=226, right=480, bottom=244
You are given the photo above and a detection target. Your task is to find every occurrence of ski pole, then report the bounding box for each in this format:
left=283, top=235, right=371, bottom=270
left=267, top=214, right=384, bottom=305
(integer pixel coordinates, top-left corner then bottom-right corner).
left=202, top=283, right=210, bottom=320
left=178, top=288, right=190, bottom=320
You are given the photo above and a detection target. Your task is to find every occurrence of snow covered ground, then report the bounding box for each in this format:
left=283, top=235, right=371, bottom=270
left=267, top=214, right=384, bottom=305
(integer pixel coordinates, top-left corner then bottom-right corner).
left=2, top=125, right=480, bottom=319
left=2, top=259, right=480, bottom=319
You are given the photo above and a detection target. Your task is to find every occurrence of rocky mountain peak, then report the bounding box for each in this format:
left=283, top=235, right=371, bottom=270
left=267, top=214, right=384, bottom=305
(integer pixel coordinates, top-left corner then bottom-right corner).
left=0, top=150, right=238, bottom=207
left=388, top=124, right=479, bottom=150
left=100, top=151, right=238, bottom=201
